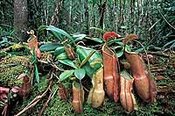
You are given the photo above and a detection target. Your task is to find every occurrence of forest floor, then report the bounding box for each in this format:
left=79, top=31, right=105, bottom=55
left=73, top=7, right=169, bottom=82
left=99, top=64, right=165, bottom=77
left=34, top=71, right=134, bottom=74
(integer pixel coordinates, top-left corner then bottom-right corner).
left=0, top=46, right=175, bottom=116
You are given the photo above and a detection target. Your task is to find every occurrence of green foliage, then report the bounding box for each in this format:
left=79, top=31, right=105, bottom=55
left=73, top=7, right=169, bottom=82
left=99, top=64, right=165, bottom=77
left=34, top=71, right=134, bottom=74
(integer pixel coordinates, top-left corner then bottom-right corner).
left=54, top=46, right=65, bottom=56
left=0, top=26, right=16, bottom=47
left=1, top=0, right=175, bottom=115
left=74, top=68, right=86, bottom=80
left=0, top=1, right=13, bottom=26
left=39, top=25, right=73, bottom=42
left=56, top=52, right=68, bottom=60
left=0, top=37, right=11, bottom=48
left=40, top=43, right=60, bottom=52
left=1, top=53, right=174, bottom=115
left=59, top=70, right=74, bottom=81
left=76, top=45, right=101, bottom=63
left=72, top=34, right=86, bottom=42
left=58, top=59, right=77, bottom=68
left=39, top=26, right=103, bottom=83
left=1, top=0, right=174, bottom=47
left=34, top=63, right=40, bottom=83
left=30, top=48, right=40, bottom=83
left=57, top=45, right=101, bottom=82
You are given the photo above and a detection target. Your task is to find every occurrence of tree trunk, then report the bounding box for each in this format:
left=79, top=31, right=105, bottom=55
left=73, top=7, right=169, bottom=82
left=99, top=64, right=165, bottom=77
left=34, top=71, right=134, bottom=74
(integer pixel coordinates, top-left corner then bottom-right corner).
left=14, top=0, right=28, bottom=41
left=84, top=0, right=89, bottom=34
left=99, top=0, right=107, bottom=29
left=68, top=0, right=72, bottom=26
left=92, top=1, right=95, bottom=27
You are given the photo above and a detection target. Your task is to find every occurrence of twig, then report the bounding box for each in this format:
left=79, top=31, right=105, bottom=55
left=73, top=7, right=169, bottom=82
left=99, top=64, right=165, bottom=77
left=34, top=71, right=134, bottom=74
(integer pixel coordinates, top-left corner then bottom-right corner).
left=83, top=86, right=89, bottom=92
left=38, top=59, right=64, bottom=71
left=77, top=41, right=86, bottom=46
left=158, top=9, right=175, bottom=30
left=2, top=104, right=9, bottom=116
left=148, top=19, right=160, bottom=31
left=38, top=84, right=58, bottom=116
left=14, top=79, right=53, bottom=116
left=158, top=85, right=175, bottom=93
left=52, top=72, right=60, bottom=81
left=38, top=92, right=52, bottom=116
left=147, top=51, right=169, bottom=58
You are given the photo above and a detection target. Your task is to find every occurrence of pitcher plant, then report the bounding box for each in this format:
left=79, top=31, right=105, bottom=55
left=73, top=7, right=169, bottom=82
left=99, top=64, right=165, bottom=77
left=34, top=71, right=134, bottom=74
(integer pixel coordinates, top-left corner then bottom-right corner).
left=88, top=68, right=105, bottom=108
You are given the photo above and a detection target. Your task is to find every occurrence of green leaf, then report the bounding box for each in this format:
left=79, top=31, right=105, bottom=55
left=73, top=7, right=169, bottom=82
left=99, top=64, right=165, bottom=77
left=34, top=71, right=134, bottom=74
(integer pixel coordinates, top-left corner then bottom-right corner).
left=74, top=68, right=86, bottom=80
left=34, top=64, right=39, bottom=83
left=76, top=45, right=102, bottom=63
left=72, top=34, right=86, bottom=42
left=83, top=64, right=95, bottom=77
left=40, top=43, right=60, bottom=52
left=85, top=37, right=103, bottom=43
left=58, top=59, right=77, bottom=69
left=46, top=25, right=73, bottom=41
left=59, top=70, right=74, bottom=81
left=76, top=46, right=102, bottom=77
left=135, top=47, right=144, bottom=53
left=90, top=59, right=102, bottom=69
left=79, top=50, right=96, bottom=67
left=85, top=59, right=102, bottom=77
left=31, top=50, right=37, bottom=64
left=56, top=53, right=68, bottom=60
left=115, top=47, right=124, bottom=57
left=39, top=25, right=62, bottom=41
left=54, top=46, right=65, bottom=56
left=125, top=45, right=132, bottom=52
left=50, top=30, right=62, bottom=41
left=116, top=50, right=124, bottom=57
left=115, top=41, right=124, bottom=46
left=108, top=39, right=123, bottom=45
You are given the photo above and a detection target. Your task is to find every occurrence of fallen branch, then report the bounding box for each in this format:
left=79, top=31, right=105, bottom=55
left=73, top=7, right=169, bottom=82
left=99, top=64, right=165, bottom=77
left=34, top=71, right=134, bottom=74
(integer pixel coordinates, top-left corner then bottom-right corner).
left=14, top=77, right=53, bottom=116
left=2, top=104, right=9, bottom=116
left=147, top=51, right=169, bottom=58
left=38, top=81, right=58, bottom=116
left=158, top=85, right=175, bottom=93
left=38, top=92, right=52, bottom=116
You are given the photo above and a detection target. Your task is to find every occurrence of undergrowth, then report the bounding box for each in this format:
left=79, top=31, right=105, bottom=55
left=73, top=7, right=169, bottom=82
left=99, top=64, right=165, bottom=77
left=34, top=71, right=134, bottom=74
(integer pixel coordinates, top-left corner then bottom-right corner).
left=1, top=54, right=175, bottom=115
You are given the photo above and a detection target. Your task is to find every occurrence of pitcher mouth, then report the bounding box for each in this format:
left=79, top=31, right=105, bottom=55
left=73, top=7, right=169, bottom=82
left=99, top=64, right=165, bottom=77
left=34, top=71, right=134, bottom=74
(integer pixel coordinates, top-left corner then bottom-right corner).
left=102, top=43, right=115, bottom=56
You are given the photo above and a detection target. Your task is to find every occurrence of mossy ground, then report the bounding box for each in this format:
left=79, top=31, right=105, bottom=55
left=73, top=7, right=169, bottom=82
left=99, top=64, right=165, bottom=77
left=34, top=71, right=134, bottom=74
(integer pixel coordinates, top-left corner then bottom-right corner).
left=1, top=54, right=175, bottom=115
left=0, top=55, right=30, bottom=87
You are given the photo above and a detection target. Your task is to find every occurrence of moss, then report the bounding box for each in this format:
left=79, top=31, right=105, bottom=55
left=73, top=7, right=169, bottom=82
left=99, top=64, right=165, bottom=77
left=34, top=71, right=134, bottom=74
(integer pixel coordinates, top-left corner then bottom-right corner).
left=39, top=93, right=170, bottom=116
left=0, top=51, right=8, bottom=58
left=11, top=77, right=49, bottom=115
left=0, top=56, right=30, bottom=86
left=10, top=82, right=175, bottom=116
left=43, top=96, right=73, bottom=116
left=2, top=55, right=175, bottom=116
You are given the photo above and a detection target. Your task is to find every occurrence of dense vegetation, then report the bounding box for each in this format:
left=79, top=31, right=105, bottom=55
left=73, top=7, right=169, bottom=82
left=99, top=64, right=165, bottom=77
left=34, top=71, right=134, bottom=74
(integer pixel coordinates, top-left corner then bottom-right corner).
left=1, top=0, right=175, bottom=46
left=0, top=0, right=175, bottom=116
